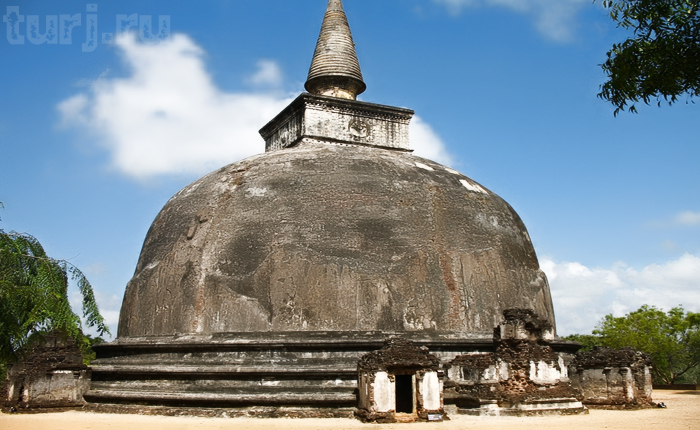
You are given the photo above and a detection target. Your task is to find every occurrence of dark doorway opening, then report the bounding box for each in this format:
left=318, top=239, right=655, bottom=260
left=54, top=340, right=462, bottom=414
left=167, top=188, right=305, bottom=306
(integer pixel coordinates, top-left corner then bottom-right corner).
left=395, top=374, right=414, bottom=413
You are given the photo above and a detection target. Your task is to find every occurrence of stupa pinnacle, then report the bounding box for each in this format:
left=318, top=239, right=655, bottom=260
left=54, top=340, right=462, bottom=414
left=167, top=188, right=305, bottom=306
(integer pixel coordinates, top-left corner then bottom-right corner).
left=305, top=0, right=366, bottom=99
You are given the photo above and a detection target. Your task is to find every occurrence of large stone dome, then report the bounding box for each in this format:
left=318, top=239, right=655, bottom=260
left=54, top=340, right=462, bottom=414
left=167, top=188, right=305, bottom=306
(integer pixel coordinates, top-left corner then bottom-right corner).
left=118, top=141, right=554, bottom=338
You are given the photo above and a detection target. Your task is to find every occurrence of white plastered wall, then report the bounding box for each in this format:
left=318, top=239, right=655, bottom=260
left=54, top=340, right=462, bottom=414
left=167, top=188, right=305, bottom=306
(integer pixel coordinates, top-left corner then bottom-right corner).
left=421, top=371, right=442, bottom=411
left=372, top=371, right=396, bottom=413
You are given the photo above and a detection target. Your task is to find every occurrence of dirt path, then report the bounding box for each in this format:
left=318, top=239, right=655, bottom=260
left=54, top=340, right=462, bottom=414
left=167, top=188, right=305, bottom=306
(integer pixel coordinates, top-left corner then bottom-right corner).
left=1, top=390, right=698, bottom=430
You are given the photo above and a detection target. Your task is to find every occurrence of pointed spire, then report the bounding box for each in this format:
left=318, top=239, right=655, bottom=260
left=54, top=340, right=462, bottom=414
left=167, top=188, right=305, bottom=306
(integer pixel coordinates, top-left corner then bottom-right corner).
left=305, top=0, right=366, bottom=100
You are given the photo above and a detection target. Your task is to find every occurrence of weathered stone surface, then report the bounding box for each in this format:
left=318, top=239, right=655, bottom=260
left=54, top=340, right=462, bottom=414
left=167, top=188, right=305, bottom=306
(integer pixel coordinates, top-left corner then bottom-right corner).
left=118, top=142, right=554, bottom=339
left=444, top=310, right=585, bottom=416
left=571, top=347, right=653, bottom=369
left=1, top=333, right=90, bottom=410
left=357, top=338, right=444, bottom=422
left=495, top=308, right=555, bottom=341
left=305, top=0, right=365, bottom=99
left=358, top=338, right=441, bottom=373
left=86, top=332, right=504, bottom=415
left=260, top=93, right=413, bottom=152
left=569, top=347, right=653, bottom=408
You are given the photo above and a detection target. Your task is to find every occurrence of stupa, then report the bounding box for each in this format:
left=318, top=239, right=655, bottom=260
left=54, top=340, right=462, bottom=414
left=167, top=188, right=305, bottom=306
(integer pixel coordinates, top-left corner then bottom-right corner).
left=86, top=0, right=577, bottom=418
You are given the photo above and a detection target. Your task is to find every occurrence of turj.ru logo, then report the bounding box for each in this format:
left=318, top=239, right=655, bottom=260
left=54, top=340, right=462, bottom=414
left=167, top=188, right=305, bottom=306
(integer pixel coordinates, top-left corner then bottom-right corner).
left=3, top=4, right=170, bottom=52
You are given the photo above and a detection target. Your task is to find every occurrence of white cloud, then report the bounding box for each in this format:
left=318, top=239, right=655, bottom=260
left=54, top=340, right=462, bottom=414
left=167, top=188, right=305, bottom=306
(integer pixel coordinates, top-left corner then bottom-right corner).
left=410, top=115, right=454, bottom=166
left=59, top=33, right=292, bottom=180
left=675, top=211, right=700, bottom=226
left=94, top=290, right=123, bottom=339
left=59, top=33, right=453, bottom=180
left=247, top=59, right=284, bottom=87
left=543, top=254, right=700, bottom=336
left=70, top=288, right=121, bottom=340
left=433, top=0, right=589, bottom=42
left=436, top=0, right=478, bottom=15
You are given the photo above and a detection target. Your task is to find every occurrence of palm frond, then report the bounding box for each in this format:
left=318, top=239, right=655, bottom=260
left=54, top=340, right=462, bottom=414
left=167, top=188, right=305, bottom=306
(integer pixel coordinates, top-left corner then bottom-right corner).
left=0, top=230, right=111, bottom=362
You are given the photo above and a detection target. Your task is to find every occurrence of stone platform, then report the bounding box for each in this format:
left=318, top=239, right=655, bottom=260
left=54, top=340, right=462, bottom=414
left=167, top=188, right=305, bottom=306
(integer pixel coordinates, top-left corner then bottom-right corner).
left=86, top=330, right=580, bottom=417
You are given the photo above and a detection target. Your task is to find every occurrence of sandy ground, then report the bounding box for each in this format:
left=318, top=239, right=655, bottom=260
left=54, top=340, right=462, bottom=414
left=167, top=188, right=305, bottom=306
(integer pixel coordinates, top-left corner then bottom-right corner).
left=1, top=391, right=698, bottom=430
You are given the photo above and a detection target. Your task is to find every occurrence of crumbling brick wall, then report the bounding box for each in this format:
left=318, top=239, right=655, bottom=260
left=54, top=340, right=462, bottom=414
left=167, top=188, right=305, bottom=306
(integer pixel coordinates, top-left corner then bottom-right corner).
left=357, top=338, right=444, bottom=422
left=445, top=309, right=581, bottom=411
left=358, top=338, right=441, bottom=374
left=569, top=347, right=653, bottom=408
left=2, top=333, right=90, bottom=410
left=446, top=339, right=577, bottom=407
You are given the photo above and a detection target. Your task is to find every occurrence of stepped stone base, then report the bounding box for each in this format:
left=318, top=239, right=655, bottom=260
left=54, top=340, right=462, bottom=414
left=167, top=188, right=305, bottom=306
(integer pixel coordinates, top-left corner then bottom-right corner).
left=86, top=330, right=583, bottom=417
left=85, top=403, right=357, bottom=418
left=86, top=331, right=494, bottom=416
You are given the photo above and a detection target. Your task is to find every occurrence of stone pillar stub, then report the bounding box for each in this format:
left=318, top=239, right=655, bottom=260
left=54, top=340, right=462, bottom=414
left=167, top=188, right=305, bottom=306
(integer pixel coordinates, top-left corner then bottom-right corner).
left=259, top=93, right=414, bottom=153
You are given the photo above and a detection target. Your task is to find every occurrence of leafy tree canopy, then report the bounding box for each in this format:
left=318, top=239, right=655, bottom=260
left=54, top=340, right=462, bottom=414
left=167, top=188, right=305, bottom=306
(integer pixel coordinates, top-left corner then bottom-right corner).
left=562, top=333, right=603, bottom=351
left=592, top=305, right=700, bottom=384
left=0, top=201, right=109, bottom=365
left=597, top=0, right=700, bottom=115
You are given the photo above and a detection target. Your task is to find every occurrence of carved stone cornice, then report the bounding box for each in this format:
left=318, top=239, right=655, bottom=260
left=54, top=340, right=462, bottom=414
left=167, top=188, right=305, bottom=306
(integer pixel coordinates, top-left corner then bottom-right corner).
left=259, top=93, right=414, bottom=152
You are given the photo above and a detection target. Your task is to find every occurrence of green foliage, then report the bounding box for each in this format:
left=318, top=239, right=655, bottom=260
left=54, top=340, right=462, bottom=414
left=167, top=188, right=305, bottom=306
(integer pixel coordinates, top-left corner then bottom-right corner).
left=596, top=0, right=700, bottom=115
left=593, top=305, right=700, bottom=384
left=81, top=335, right=105, bottom=366
left=0, top=202, right=109, bottom=365
left=562, top=333, right=603, bottom=351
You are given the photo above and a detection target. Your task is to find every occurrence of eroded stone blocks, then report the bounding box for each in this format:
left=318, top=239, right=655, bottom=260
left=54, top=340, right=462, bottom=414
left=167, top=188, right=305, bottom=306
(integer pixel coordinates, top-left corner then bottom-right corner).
left=1, top=333, right=90, bottom=410
left=259, top=93, right=414, bottom=152
left=569, top=347, right=653, bottom=408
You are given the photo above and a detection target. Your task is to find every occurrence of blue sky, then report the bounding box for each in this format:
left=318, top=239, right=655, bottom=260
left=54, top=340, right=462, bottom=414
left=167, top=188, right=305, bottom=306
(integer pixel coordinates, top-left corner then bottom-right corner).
left=1, top=0, right=698, bottom=338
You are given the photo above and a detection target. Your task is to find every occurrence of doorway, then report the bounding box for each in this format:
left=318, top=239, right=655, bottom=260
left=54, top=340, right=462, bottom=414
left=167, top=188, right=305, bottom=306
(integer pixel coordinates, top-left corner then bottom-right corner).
left=395, top=374, right=414, bottom=413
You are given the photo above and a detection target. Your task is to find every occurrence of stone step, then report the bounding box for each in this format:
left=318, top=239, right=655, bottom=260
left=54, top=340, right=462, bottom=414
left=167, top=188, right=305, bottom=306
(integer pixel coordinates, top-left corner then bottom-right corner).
left=90, top=364, right=357, bottom=377
left=89, top=380, right=356, bottom=392
left=84, top=388, right=357, bottom=407
left=92, top=355, right=362, bottom=368
left=89, top=382, right=355, bottom=394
